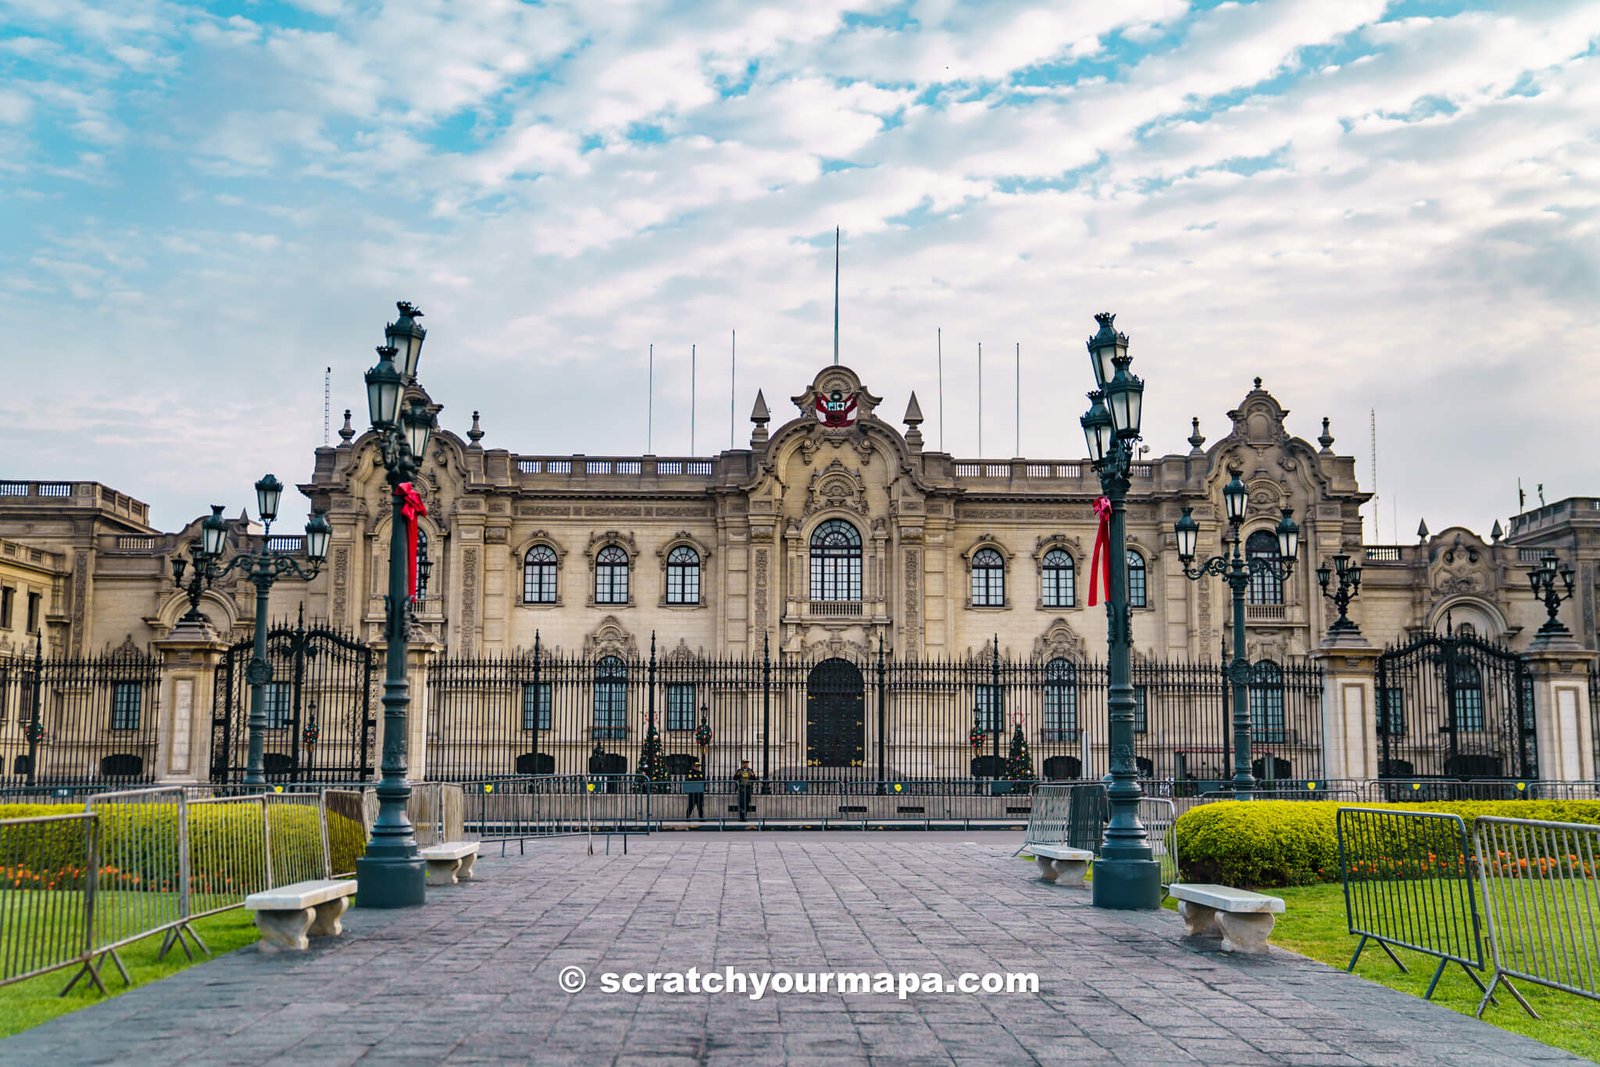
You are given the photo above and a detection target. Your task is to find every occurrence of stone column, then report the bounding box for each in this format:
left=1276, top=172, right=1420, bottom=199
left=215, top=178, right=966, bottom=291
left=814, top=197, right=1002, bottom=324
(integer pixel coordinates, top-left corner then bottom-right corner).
left=1308, top=632, right=1382, bottom=783
left=1524, top=637, right=1597, bottom=783
left=405, top=635, right=443, bottom=783
left=152, top=620, right=229, bottom=784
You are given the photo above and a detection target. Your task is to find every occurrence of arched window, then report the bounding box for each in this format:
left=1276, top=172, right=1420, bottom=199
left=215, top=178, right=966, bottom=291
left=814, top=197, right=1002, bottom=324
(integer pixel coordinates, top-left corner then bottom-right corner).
left=971, top=547, right=1005, bottom=607
left=1126, top=549, right=1147, bottom=608
left=1248, top=661, right=1285, bottom=743
left=593, top=656, right=627, bottom=739
left=595, top=545, right=629, bottom=604
left=415, top=530, right=431, bottom=600
left=1043, top=658, right=1077, bottom=740
left=524, top=544, right=557, bottom=604
left=1041, top=549, right=1074, bottom=608
left=666, top=545, right=700, bottom=605
left=810, top=520, right=862, bottom=601
left=1453, top=661, right=1484, bottom=731
left=1246, top=530, right=1283, bottom=605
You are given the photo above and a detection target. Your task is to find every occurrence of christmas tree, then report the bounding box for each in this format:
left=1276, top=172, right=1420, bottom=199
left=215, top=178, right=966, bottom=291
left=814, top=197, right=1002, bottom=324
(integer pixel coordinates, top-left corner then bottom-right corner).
left=638, top=723, right=668, bottom=783
left=1005, top=720, right=1036, bottom=781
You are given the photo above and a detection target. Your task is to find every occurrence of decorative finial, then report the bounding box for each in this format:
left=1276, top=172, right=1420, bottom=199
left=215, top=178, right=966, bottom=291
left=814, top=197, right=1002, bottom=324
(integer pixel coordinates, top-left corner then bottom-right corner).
left=468, top=410, right=484, bottom=447
left=1253, top=376, right=1263, bottom=390
left=1318, top=417, right=1334, bottom=454
left=1187, top=417, right=1205, bottom=455
left=338, top=409, right=355, bottom=444
left=1417, top=518, right=1429, bottom=542
left=1490, top=519, right=1503, bottom=543
left=750, top=389, right=771, bottom=449
left=903, top=392, right=924, bottom=426
left=903, top=391, right=924, bottom=454
left=1093, top=311, right=1116, bottom=328
left=395, top=301, right=424, bottom=319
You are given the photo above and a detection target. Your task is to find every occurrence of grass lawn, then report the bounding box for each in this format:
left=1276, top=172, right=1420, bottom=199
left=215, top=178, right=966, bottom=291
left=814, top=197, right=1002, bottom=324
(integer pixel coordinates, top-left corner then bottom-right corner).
left=1268, top=882, right=1600, bottom=1063
left=0, top=907, right=259, bottom=1039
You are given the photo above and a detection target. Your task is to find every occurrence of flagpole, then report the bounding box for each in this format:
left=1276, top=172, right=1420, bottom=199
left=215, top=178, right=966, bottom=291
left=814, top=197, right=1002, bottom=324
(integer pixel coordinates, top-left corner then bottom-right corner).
left=647, top=343, right=654, bottom=453
left=833, top=226, right=840, bottom=366
left=730, top=329, right=736, bottom=450
left=691, top=343, right=697, bottom=455
left=937, top=327, right=944, bottom=453
left=977, top=341, right=983, bottom=457
left=1015, top=341, right=1021, bottom=458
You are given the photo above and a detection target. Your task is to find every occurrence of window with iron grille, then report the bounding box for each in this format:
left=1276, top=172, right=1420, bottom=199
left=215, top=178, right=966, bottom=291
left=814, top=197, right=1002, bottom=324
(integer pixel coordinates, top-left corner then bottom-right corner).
left=1248, top=661, right=1285, bottom=743
left=111, top=682, right=142, bottom=731
left=1043, top=658, right=1077, bottom=740
left=264, top=681, right=293, bottom=729
left=595, top=545, right=629, bottom=604
left=0, top=586, right=12, bottom=629
left=1132, top=685, right=1148, bottom=734
left=25, top=592, right=40, bottom=634
left=1126, top=550, right=1147, bottom=608
left=593, top=656, right=627, bottom=738
left=1453, top=662, right=1484, bottom=731
left=1041, top=549, right=1074, bottom=608
left=666, top=546, right=701, bottom=605
left=810, top=519, right=862, bottom=601
left=974, top=684, right=1003, bottom=733
left=1245, top=530, right=1283, bottom=605
left=523, top=545, right=558, bottom=603
left=415, top=529, right=430, bottom=600
left=522, top=682, right=552, bottom=731
left=1378, top=687, right=1405, bottom=737
left=666, top=683, right=696, bottom=731
left=971, top=547, right=1005, bottom=607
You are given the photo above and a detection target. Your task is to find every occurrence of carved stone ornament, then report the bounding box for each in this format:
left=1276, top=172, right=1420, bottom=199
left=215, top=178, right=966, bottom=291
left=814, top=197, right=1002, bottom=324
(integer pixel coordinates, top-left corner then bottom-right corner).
left=1033, top=534, right=1083, bottom=562
left=582, top=616, right=639, bottom=660
left=803, top=460, right=870, bottom=518
left=662, top=637, right=706, bottom=665
left=1032, top=619, right=1086, bottom=662
left=797, top=633, right=874, bottom=660
left=585, top=530, right=639, bottom=562
left=1224, top=382, right=1291, bottom=449
left=655, top=531, right=713, bottom=562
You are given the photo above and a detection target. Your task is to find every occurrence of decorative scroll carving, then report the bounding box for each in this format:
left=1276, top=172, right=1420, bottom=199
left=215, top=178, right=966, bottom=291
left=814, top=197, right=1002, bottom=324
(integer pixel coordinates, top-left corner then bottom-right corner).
left=331, top=546, right=349, bottom=625
left=583, top=616, right=639, bottom=660
left=460, top=547, right=478, bottom=653
left=803, top=459, right=870, bottom=517
left=754, top=549, right=769, bottom=629
left=71, top=550, right=89, bottom=654
left=1032, top=619, right=1086, bottom=662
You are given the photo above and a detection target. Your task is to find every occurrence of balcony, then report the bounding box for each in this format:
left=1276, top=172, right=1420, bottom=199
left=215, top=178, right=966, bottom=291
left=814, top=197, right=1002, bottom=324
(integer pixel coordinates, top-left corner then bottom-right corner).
left=806, top=600, right=863, bottom=618
left=1245, top=603, right=1287, bottom=623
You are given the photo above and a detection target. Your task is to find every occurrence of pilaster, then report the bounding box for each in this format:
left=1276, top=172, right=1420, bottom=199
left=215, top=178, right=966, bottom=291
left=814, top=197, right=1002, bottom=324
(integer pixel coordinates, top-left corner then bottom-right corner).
left=1523, top=637, right=1597, bottom=782
left=1308, top=634, right=1382, bottom=782
left=152, top=620, right=229, bottom=784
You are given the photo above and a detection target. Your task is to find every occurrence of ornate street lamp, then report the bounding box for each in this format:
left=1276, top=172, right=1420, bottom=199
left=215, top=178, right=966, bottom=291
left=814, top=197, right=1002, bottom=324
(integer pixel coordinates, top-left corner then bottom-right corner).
left=1078, top=312, right=1160, bottom=911
left=170, top=486, right=330, bottom=785
left=357, top=300, right=436, bottom=909
left=1527, top=553, right=1576, bottom=637
left=1316, top=552, right=1363, bottom=634
left=1174, top=475, right=1299, bottom=800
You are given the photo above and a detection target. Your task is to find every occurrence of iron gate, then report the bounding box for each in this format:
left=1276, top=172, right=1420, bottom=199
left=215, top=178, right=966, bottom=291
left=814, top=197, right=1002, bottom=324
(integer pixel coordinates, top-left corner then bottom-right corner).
left=210, top=615, right=375, bottom=783
left=1375, top=627, right=1535, bottom=782
left=806, top=658, right=865, bottom=768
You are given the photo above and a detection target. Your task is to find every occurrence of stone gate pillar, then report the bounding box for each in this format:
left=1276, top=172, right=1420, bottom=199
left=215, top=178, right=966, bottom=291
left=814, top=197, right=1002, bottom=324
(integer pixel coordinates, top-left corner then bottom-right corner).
left=406, top=635, right=443, bottom=783
left=1524, top=637, right=1597, bottom=783
left=1309, top=633, right=1382, bottom=783
left=152, top=620, right=229, bottom=784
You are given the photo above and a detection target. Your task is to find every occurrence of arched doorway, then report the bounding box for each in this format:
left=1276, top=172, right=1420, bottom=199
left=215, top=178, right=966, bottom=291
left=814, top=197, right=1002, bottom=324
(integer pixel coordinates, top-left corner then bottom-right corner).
left=806, top=658, right=865, bottom=769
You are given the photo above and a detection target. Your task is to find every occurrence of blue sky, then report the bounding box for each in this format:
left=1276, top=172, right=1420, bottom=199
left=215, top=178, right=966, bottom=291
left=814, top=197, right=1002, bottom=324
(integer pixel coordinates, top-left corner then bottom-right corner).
left=2, top=0, right=1597, bottom=538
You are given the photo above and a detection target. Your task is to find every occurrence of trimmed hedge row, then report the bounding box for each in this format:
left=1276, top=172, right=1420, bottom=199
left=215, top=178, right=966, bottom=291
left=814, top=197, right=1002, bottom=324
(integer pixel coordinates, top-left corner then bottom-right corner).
left=0, top=801, right=365, bottom=892
left=1176, top=799, right=1600, bottom=888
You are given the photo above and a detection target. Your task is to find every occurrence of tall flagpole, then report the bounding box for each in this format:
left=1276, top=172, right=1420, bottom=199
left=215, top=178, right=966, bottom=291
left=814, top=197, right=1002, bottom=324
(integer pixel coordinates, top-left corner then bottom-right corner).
left=1015, top=341, right=1021, bottom=457
left=730, top=330, right=736, bottom=450
left=647, top=343, right=654, bottom=453
left=690, top=343, right=697, bottom=455
left=937, top=327, right=945, bottom=453
left=833, top=226, right=840, bottom=366
left=977, top=341, right=983, bottom=457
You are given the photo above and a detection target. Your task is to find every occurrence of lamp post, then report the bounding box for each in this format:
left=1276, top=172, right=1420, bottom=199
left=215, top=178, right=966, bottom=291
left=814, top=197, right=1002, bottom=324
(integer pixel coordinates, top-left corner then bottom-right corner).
left=1527, top=553, right=1576, bottom=638
left=1173, top=472, right=1300, bottom=800
left=1078, top=312, right=1161, bottom=911
left=356, top=301, right=437, bottom=909
left=171, top=482, right=331, bottom=785
left=1316, top=552, right=1363, bottom=635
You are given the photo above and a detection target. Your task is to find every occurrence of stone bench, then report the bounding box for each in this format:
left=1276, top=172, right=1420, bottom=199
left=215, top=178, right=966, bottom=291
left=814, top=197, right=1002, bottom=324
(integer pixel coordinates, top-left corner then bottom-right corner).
left=1170, top=883, right=1285, bottom=955
left=245, top=879, right=357, bottom=952
left=420, top=841, right=480, bottom=886
left=1027, top=844, right=1094, bottom=887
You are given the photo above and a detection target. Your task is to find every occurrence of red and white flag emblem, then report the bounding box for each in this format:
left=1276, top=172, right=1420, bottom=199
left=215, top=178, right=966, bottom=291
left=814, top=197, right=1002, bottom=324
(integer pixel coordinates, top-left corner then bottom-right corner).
left=814, top=389, right=858, bottom=427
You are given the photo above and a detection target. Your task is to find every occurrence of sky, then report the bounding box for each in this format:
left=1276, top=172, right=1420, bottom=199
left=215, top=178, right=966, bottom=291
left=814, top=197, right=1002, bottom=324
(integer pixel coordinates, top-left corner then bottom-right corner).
left=2, top=0, right=1597, bottom=542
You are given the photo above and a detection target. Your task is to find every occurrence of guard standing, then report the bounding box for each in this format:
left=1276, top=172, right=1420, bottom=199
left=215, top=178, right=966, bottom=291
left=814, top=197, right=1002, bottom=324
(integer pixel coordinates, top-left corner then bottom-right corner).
left=733, top=759, right=757, bottom=822
left=685, top=757, right=706, bottom=820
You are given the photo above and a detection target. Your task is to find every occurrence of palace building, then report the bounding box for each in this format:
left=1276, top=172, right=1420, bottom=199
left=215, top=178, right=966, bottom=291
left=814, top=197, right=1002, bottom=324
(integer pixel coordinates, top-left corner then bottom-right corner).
left=1, top=362, right=1595, bottom=788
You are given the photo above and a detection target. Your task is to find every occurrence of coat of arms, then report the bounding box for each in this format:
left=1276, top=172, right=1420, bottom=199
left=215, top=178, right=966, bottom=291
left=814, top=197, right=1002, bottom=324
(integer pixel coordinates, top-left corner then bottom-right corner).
left=813, top=389, right=858, bottom=428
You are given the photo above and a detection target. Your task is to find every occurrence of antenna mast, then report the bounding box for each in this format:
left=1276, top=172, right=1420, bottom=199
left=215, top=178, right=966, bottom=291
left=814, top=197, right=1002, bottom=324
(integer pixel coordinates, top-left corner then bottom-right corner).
left=1370, top=409, right=1379, bottom=544
left=323, top=366, right=331, bottom=446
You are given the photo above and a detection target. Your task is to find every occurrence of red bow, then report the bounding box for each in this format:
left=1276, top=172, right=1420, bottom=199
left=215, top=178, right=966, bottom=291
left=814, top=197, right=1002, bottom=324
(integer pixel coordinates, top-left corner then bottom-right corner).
left=1087, top=496, right=1112, bottom=607
left=396, top=482, right=427, bottom=598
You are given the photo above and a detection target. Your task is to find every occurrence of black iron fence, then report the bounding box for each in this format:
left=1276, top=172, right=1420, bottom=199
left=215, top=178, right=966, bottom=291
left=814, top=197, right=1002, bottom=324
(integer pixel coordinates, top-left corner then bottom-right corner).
left=423, top=646, right=1325, bottom=786
left=0, top=646, right=163, bottom=788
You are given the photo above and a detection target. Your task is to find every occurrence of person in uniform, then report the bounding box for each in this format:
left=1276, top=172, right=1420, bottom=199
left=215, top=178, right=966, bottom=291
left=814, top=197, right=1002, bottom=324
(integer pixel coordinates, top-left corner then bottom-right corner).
left=733, top=759, right=757, bottom=821
left=685, top=757, right=706, bottom=820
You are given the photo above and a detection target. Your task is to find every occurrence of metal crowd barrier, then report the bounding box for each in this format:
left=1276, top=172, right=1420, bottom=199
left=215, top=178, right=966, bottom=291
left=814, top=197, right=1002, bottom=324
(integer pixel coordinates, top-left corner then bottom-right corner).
left=0, top=785, right=343, bottom=996
left=1336, top=807, right=1495, bottom=1001
left=1474, top=816, right=1599, bottom=1019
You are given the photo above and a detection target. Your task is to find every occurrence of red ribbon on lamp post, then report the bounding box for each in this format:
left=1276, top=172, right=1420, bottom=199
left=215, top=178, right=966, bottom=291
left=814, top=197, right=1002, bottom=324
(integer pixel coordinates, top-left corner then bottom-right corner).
left=1087, top=495, right=1112, bottom=606
left=396, top=482, right=427, bottom=598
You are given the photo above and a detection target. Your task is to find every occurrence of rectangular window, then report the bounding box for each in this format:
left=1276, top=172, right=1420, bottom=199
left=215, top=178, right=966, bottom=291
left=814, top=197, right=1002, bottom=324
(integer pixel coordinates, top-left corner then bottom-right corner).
left=593, top=683, right=627, bottom=739
left=666, top=684, right=696, bottom=731
left=0, top=587, right=12, bottom=629
left=1043, top=685, right=1077, bottom=741
left=522, top=683, right=552, bottom=731
left=974, top=685, right=1003, bottom=733
left=264, top=682, right=293, bottom=729
left=1126, top=555, right=1147, bottom=608
left=1132, top=686, right=1148, bottom=734
left=1378, top=687, right=1405, bottom=736
left=1042, top=569, right=1074, bottom=608
left=596, top=566, right=629, bottom=604
left=111, top=682, right=142, bottom=730
left=1249, top=687, right=1286, bottom=744
left=1454, top=685, right=1484, bottom=732
left=25, top=592, right=41, bottom=634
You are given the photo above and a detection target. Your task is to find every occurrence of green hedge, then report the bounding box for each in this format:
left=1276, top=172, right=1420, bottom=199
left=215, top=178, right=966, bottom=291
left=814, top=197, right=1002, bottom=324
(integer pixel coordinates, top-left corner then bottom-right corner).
left=1, top=801, right=364, bottom=893
left=1177, top=799, right=1600, bottom=888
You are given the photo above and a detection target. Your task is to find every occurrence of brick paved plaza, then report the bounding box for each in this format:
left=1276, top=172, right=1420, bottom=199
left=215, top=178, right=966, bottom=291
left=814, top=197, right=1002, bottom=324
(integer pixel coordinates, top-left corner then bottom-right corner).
left=2, top=832, right=1582, bottom=1066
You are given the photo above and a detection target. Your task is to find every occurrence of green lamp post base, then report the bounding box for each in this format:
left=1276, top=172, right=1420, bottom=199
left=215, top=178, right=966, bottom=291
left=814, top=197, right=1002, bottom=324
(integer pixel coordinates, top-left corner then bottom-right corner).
left=356, top=855, right=427, bottom=909
left=1090, top=857, right=1163, bottom=911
